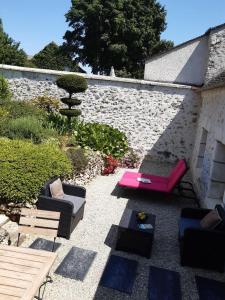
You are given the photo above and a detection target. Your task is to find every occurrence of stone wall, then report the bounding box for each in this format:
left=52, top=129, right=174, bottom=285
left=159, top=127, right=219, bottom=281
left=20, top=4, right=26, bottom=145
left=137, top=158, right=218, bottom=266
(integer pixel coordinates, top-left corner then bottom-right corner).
left=0, top=65, right=200, bottom=162
left=205, top=26, right=225, bottom=84
left=191, top=86, right=225, bottom=208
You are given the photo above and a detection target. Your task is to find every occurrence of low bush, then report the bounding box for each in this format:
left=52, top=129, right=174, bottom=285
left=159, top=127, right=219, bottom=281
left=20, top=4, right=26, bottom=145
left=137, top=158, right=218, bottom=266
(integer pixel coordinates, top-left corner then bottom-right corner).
left=0, top=116, right=57, bottom=143
left=66, top=146, right=89, bottom=175
left=0, top=76, right=12, bottom=104
left=4, top=100, right=44, bottom=119
left=30, top=95, right=61, bottom=113
left=0, top=138, right=72, bottom=205
left=47, top=112, right=78, bottom=135
left=72, top=122, right=128, bottom=158
left=102, top=155, right=118, bottom=175
left=119, top=148, right=141, bottom=168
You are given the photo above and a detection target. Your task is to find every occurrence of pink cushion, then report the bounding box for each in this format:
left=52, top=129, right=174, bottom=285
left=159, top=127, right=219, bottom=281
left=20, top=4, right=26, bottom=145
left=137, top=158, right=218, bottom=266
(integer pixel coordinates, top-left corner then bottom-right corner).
left=167, top=160, right=187, bottom=192
left=118, top=171, right=169, bottom=192
left=118, top=160, right=187, bottom=193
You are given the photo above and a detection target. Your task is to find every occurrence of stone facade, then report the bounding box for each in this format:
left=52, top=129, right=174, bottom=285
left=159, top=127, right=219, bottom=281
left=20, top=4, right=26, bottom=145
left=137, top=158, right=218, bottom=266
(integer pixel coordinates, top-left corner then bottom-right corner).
left=191, top=87, right=225, bottom=208
left=205, top=26, right=225, bottom=84
left=0, top=65, right=200, bottom=162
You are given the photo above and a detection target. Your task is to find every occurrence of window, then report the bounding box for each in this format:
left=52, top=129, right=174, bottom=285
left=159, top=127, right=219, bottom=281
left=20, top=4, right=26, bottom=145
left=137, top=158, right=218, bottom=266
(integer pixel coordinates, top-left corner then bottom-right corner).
left=196, top=128, right=207, bottom=168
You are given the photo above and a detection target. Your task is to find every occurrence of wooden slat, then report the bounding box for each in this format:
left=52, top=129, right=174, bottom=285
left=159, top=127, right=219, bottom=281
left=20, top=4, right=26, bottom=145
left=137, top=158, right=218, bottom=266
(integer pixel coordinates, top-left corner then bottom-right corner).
left=0, top=246, right=57, bottom=300
left=0, top=276, right=29, bottom=289
left=18, top=226, right=58, bottom=237
left=0, top=269, right=34, bottom=282
left=0, top=246, right=55, bottom=257
left=21, top=209, right=60, bottom=220
left=0, top=256, right=43, bottom=269
left=0, top=250, right=49, bottom=263
left=0, top=294, right=20, bottom=300
left=0, top=262, right=39, bottom=275
left=0, top=286, right=25, bottom=297
left=19, top=217, right=59, bottom=229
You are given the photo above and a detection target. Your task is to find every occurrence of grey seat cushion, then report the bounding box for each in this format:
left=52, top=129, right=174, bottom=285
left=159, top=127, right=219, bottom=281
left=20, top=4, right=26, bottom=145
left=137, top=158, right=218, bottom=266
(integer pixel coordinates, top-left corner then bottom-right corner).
left=63, top=194, right=85, bottom=215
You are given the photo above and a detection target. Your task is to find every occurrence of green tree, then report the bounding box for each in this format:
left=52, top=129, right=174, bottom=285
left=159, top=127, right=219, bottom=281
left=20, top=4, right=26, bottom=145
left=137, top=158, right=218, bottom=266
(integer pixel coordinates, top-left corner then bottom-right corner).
left=31, top=42, right=79, bottom=71
left=0, top=19, right=27, bottom=66
left=63, top=0, right=173, bottom=78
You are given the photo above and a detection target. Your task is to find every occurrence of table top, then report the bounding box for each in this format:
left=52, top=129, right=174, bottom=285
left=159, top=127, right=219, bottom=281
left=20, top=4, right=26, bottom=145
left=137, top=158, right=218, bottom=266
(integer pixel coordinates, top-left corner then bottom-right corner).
left=0, top=245, right=57, bottom=300
left=119, top=209, right=156, bottom=233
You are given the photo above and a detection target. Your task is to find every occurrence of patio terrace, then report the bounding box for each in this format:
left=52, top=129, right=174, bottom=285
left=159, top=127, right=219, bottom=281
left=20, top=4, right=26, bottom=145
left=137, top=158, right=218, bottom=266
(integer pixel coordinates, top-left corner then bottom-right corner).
left=18, top=161, right=225, bottom=300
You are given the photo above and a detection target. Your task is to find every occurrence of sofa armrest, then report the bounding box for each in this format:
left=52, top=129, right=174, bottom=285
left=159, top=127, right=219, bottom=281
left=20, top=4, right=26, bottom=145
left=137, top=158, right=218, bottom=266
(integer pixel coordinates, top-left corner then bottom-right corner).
left=62, top=183, right=86, bottom=198
left=37, top=195, right=74, bottom=215
left=184, top=227, right=225, bottom=248
left=181, top=208, right=212, bottom=219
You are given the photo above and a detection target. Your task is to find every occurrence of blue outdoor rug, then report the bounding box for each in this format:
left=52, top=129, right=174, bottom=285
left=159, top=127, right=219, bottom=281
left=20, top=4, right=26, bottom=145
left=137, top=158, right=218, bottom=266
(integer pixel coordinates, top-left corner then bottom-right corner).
left=196, top=276, right=225, bottom=300
left=55, top=246, right=97, bottom=281
left=100, top=255, right=138, bottom=294
left=29, top=238, right=61, bottom=252
left=148, top=266, right=182, bottom=300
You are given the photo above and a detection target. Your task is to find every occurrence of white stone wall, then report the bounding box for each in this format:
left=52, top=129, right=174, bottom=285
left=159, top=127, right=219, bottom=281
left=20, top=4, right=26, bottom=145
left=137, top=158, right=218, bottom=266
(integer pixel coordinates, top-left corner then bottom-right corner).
left=144, top=36, right=209, bottom=86
left=205, top=27, right=225, bottom=84
left=191, top=87, right=225, bottom=208
left=1, top=65, right=200, bottom=162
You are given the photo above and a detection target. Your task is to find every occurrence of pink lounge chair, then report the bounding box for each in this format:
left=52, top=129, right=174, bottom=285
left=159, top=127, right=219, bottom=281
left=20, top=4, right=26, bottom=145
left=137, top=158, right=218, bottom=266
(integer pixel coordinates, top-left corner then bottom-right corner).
left=118, top=160, right=200, bottom=206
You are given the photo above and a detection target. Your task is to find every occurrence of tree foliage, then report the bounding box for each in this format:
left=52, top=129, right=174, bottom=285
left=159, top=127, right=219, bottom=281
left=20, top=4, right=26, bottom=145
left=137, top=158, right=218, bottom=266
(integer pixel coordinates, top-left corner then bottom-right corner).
left=31, top=42, right=79, bottom=71
left=64, top=0, right=173, bottom=78
left=0, top=19, right=27, bottom=66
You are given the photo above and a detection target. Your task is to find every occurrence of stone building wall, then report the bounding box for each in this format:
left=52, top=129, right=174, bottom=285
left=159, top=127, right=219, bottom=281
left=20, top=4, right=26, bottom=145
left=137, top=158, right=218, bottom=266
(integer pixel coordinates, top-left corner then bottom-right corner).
left=0, top=65, right=200, bottom=162
left=191, top=86, right=225, bottom=208
left=205, top=26, right=225, bottom=84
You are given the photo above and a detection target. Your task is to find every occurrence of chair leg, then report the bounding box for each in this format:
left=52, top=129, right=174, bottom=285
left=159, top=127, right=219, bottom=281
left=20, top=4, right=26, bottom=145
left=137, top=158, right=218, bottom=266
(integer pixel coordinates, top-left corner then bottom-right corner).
left=52, top=237, right=56, bottom=252
left=16, top=233, right=21, bottom=247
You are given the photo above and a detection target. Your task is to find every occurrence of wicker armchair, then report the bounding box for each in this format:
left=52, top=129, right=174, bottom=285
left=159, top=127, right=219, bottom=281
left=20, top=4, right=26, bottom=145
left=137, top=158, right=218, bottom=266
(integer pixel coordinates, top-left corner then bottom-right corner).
left=37, top=177, right=86, bottom=239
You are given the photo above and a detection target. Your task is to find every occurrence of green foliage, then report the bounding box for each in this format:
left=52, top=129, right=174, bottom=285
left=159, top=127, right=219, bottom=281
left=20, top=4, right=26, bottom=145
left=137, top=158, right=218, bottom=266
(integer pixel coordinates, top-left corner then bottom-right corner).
left=4, top=100, right=44, bottom=119
left=30, top=95, right=61, bottom=113
left=0, top=18, right=27, bottom=66
left=0, top=138, right=72, bottom=205
left=66, top=146, right=89, bottom=174
left=56, top=74, right=87, bottom=96
left=0, top=116, right=57, bottom=143
left=47, top=112, right=78, bottom=135
left=56, top=74, right=87, bottom=129
left=59, top=109, right=81, bottom=117
left=72, top=122, right=128, bottom=158
left=0, top=76, right=12, bottom=104
left=64, top=0, right=173, bottom=78
left=31, top=42, right=79, bottom=71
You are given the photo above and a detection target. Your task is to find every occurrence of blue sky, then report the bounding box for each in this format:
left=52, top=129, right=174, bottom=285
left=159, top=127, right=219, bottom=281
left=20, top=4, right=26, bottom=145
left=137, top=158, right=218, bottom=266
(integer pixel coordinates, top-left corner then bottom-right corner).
left=1, top=0, right=225, bottom=73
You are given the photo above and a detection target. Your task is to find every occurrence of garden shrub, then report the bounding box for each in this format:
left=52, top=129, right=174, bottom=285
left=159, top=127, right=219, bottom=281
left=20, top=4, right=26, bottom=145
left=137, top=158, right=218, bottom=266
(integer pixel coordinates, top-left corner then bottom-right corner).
left=47, top=112, right=78, bottom=135
left=66, top=146, right=89, bottom=175
left=102, top=155, right=118, bottom=175
left=0, top=76, right=12, bottom=104
left=0, top=138, right=72, bottom=205
left=30, top=95, right=61, bottom=113
left=4, top=100, right=44, bottom=119
left=72, top=122, right=128, bottom=158
left=0, top=116, right=57, bottom=143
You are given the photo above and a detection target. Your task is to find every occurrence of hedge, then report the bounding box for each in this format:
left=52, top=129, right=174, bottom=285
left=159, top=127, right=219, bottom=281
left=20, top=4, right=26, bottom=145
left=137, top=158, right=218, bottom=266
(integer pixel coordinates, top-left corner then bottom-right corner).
left=0, top=138, right=72, bottom=205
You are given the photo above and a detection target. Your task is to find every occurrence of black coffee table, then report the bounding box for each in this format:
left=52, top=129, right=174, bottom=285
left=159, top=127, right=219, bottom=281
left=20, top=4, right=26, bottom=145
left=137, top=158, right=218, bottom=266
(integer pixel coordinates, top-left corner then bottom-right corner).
left=115, top=209, right=156, bottom=258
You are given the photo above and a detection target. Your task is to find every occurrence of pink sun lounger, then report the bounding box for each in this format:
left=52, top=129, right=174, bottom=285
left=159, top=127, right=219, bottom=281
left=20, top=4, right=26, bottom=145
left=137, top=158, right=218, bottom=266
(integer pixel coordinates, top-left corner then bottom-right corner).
left=118, top=159, right=187, bottom=194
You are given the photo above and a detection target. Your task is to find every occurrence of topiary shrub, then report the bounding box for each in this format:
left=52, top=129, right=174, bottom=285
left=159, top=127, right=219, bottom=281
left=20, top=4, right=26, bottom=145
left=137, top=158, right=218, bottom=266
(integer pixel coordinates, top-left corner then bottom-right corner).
left=0, top=138, right=72, bottom=206
left=56, top=74, right=87, bottom=129
left=71, top=122, right=128, bottom=158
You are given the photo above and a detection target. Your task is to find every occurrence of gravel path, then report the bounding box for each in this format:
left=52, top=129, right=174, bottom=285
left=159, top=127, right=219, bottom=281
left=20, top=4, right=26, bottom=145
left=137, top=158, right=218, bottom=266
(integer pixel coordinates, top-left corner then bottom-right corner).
left=21, top=161, right=225, bottom=300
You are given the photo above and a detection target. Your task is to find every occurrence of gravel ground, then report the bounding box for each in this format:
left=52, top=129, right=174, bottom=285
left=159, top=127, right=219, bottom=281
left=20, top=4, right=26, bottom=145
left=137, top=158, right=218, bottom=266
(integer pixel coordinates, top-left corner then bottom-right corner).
left=19, top=161, right=225, bottom=300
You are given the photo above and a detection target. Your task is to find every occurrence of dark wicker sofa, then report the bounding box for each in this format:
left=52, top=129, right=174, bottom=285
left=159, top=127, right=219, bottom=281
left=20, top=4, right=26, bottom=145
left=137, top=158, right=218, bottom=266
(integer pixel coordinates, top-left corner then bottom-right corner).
left=37, top=177, right=86, bottom=239
left=179, top=206, right=225, bottom=272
